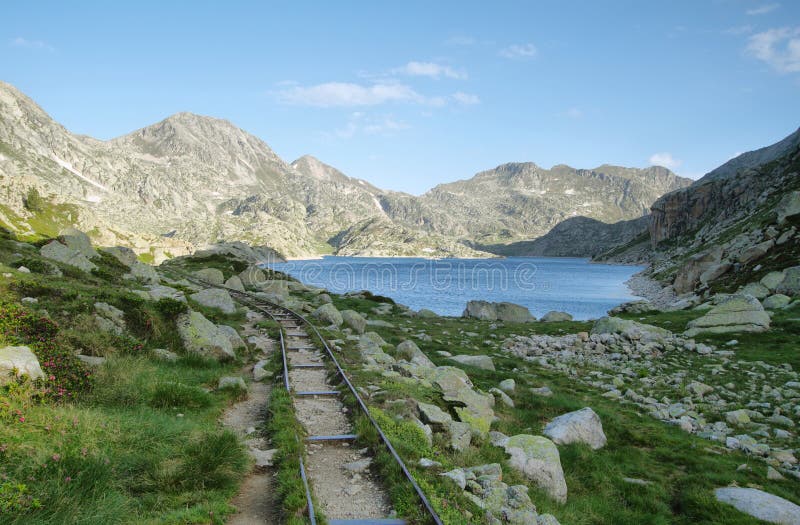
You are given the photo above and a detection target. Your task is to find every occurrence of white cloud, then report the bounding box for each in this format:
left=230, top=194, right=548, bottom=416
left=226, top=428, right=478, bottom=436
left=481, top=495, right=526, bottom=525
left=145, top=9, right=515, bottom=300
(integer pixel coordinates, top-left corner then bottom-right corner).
left=451, top=92, right=480, bottom=105
left=746, top=27, right=800, bottom=73
left=565, top=107, right=583, bottom=119
left=393, top=61, right=466, bottom=79
left=279, top=82, right=425, bottom=107
left=649, top=152, right=682, bottom=170
left=9, top=37, right=53, bottom=51
left=724, top=25, right=753, bottom=36
left=445, top=36, right=476, bottom=46
left=499, top=43, right=537, bottom=59
left=333, top=112, right=409, bottom=139
left=746, top=3, right=780, bottom=15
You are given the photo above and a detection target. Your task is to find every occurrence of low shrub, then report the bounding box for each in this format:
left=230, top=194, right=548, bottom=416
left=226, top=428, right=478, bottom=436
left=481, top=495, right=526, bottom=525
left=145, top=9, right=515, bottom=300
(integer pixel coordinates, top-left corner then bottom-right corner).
left=172, top=430, right=248, bottom=491
left=0, top=302, right=91, bottom=399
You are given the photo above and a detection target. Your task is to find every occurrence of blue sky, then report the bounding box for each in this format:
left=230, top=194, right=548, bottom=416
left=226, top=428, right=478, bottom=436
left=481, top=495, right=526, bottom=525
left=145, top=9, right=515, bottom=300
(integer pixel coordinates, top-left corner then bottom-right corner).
left=3, top=1, right=799, bottom=194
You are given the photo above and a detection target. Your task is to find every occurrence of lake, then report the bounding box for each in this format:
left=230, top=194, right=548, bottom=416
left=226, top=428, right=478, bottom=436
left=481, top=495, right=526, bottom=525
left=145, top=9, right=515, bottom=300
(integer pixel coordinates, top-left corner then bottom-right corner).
left=267, top=256, right=644, bottom=320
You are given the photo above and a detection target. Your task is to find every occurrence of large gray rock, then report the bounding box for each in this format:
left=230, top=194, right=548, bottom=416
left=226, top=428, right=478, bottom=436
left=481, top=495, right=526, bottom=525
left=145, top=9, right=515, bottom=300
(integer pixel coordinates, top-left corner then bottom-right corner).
left=138, top=284, right=185, bottom=302
left=495, top=302, right=536, bottom=323
left=193, top=268, right=225, bottom=285
left=502, top=434, right=567, bottom=503
left=59, top=227, right=98, bottom=259
left=341, top=310, right=367, bottom=334
left=176, top=311, right=235, bottom=361
left=313, top=303, right=343, bottom=327
left=40, top=240, right=97, bottom=272
left=190, top=288, right=237, bottom=314
left=94, top=302, right=126, bottom=335
left=739, top=240, right=774, bottom=265
left=685, top=294, right=770, bottom=337
left=463, top=300, right=497, bottom=321
left=256, top=279, right=290, bottom=296
left=763, top=294, right=792, bottom=310
left=449, top=354, right=496, bottom=371
left=417, top=401, right=453, bottom=428
left=217, top=324, right=246, bottom=350
left=592, top=316, right=672, bottom=343
left=238, top=266, right=266, bottom=289
left=224, top=275, right=245, bottom=292
left=761, top=271, right=787, bottom=291
left=0, top=346, right=44, bottom=385
left=699, top=262, right=732, bottom=285
left=543, top=407, right=607, bottom=450
left=460, top=464, right=540, bottom=525
left=541, top=311, right=573, bottom=322
left=776, top=190, right=800, bottom=225
left=776, top=266, right=800, bottom=296
left=715, top=487, right=800, bottom=524
left=396, top=340, right=435, bottom=368
left=739, top=282, right=770, bottom=300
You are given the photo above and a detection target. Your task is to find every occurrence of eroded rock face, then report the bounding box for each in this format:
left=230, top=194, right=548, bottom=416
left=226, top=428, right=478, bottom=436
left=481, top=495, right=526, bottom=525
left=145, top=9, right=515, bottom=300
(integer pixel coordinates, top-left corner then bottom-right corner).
left=685, top=294, right=770, bottom=337
left=176, top=311, right=235, bottom=361
left=0, top=345, right=44, bottom=384
left=502, top=434, right=567, bottom=503
left=715, top=487, right=800, bottom=525
left=543, top=407, right=607, bottom=450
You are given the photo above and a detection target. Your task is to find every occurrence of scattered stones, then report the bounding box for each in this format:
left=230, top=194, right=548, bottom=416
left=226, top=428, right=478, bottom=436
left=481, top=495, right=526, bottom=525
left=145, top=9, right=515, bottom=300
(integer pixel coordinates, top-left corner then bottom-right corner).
left=592, top=316, right=672, bottom=343
left=543, top=407, right=607, bottom=450
left=252, top=360, right=269, bottom=381
left=0, top=345, right=44, bottom=384
left=726, top=409, right=751, bottom=427
left=763, top=294, right=792, bottom=310
left=714, top=487, right=800, bottom=525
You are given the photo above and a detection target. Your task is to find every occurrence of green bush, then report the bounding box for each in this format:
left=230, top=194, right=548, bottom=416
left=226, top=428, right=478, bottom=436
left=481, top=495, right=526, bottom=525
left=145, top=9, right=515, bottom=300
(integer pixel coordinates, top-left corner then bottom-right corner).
left=154, top=297, right=188, bottom=320
left=23, top=188, right=44, bottom=213
left=13, top=257, right=59, bottom=276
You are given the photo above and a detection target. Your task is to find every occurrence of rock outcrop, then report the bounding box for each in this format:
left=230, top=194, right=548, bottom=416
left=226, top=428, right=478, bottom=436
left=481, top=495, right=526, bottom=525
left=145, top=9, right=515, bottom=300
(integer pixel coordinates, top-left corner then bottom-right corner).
left=543, top=407, right=607, bottom=450
left=501, top=434, right=568, bottom=503
left=685, top=294, right=770, bottom=337
left=176, top=311, right=236, bottom=361
left=463, top=300, right=536, bottom=323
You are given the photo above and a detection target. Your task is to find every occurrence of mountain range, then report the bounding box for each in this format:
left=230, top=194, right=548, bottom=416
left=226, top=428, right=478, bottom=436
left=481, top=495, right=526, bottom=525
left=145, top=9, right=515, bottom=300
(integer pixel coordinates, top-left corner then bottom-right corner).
left=0, top=81, right=691, bottom=260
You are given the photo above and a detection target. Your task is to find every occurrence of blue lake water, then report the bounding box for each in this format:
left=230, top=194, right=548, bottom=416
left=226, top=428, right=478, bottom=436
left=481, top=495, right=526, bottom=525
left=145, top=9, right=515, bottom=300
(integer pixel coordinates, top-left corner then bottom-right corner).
left=268, top=256, right=644, bottom=321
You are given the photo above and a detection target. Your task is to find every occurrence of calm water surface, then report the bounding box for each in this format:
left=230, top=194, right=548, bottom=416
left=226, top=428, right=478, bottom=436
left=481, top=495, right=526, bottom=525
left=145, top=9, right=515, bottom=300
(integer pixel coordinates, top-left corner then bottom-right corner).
left=268, top=256, right=644, bottom=321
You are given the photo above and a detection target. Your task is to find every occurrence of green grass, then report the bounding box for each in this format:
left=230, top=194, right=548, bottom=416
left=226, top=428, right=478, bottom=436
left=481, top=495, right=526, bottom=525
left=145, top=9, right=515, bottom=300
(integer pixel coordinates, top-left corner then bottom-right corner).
left=0, top=231, right=254, bottom=524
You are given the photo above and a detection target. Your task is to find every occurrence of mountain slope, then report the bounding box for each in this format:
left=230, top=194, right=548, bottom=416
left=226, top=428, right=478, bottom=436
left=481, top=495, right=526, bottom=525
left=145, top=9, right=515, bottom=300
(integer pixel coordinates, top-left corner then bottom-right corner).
left=0, top=80, right=690, bottom=260
left=418, top=162, right=691, bottom=245
left=600, top=127, right=800, bottom=296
